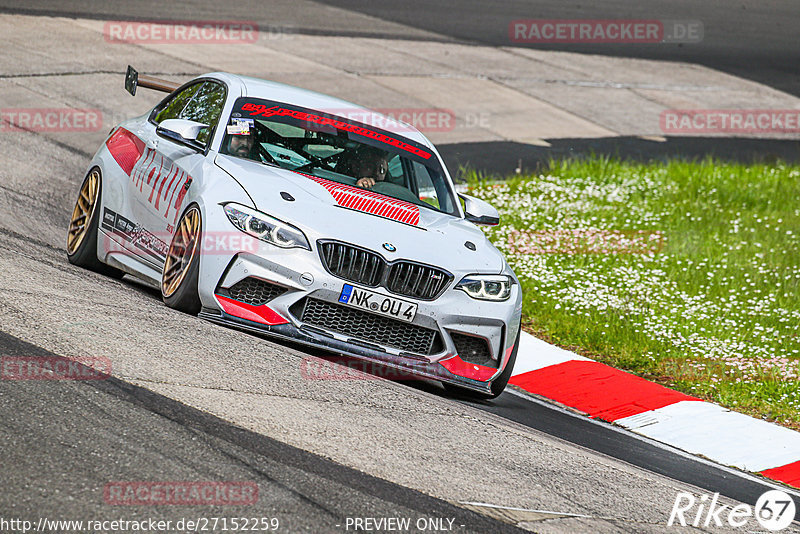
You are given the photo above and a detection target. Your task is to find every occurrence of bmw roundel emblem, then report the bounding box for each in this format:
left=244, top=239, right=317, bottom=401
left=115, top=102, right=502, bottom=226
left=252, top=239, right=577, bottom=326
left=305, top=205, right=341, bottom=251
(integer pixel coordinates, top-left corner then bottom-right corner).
left=382, top=243, right=396, bottom=252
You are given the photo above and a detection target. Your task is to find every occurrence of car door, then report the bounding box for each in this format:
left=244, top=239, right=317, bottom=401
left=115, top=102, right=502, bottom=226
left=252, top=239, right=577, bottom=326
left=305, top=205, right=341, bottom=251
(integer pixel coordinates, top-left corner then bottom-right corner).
left=126, top=80, right=227, bottom=270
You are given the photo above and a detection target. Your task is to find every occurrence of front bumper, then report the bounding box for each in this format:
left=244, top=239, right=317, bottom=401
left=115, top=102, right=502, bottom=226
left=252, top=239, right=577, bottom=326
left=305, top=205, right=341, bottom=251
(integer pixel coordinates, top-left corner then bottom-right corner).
left=198, top=305, right=498, bottom=394
left=196, top=206, right=522, bottom=394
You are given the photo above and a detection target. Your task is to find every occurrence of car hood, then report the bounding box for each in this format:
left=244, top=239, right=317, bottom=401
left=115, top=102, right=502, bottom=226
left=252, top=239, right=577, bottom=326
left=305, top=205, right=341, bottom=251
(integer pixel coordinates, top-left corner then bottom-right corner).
left=215, top=154, right=504, bottom=273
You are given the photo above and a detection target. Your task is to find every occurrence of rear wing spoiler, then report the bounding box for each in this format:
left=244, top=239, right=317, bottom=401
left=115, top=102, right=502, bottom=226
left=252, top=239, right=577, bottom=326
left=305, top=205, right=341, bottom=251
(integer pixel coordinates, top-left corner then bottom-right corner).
left=124, top=65, right=180, bottom=96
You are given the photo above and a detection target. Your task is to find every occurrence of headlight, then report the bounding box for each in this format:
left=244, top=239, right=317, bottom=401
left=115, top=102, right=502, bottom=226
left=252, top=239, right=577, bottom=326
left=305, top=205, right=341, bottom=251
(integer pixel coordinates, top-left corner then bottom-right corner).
left=224, top=203, right=310, bottom=250
left=455, top=274, right=513, bottom=301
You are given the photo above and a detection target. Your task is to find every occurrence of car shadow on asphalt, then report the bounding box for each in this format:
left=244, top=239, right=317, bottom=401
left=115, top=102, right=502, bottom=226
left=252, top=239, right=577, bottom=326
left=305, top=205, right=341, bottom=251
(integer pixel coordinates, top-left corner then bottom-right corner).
left=118, top=274, right=162, bottom=300
left=229, top=325, right=501, bottom=404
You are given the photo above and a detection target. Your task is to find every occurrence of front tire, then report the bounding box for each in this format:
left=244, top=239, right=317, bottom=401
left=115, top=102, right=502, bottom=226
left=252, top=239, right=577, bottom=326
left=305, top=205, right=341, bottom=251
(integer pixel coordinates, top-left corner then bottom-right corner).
left=161, top=205, right=202, bottom=314
left=66, top=168, right=124, bottom=278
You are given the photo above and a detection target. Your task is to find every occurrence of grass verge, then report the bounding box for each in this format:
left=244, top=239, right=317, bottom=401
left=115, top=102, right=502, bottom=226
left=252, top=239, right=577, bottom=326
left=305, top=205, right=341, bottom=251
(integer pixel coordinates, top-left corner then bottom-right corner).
left=466, top=157, right=800, bottom=429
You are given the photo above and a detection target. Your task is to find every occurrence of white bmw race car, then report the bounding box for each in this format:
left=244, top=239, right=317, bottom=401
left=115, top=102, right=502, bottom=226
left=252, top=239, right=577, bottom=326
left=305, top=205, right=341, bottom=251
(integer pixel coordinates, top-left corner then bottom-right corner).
left=66, top=67, right=522, bottom=397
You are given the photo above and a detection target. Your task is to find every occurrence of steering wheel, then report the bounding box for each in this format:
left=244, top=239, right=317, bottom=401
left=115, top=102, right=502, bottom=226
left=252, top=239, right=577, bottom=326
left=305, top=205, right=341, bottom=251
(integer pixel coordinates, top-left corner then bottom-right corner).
left=293, top=151, right=342, bottom=173
left=256, top=144, right=279, bottom=165
left=370, top=181, right=422, bottom=205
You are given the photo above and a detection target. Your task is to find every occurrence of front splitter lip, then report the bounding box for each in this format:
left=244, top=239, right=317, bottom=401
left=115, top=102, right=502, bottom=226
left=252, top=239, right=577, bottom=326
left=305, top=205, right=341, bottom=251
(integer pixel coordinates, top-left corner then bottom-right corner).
left=197, top=308, right=494, bottom=395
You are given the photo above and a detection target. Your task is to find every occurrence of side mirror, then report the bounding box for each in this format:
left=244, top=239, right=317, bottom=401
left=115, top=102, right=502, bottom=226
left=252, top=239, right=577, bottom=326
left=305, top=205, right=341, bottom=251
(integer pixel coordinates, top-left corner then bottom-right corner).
left=156, top=119, right=208, bottom=151
left=459, top=193, right=500, bottom=226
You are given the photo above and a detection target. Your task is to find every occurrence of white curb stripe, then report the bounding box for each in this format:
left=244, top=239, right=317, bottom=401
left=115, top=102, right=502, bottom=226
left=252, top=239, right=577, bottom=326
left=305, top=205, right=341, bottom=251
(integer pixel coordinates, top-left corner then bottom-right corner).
left=511, top=332, right=590, bottom=376
left=614, top=401, right=800, bottom=472
left=507, top=389, right=800, bottom=498
left=510, top=332, right=800, bottom=485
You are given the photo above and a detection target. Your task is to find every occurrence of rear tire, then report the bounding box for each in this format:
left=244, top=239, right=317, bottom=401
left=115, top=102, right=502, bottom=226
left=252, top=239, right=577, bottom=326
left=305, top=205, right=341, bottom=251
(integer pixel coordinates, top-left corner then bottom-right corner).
left=443, top=323, right=521, bottom=400
left=161, top=205, right=202, bottom=315
left=66, top=168, right=125, bottom=279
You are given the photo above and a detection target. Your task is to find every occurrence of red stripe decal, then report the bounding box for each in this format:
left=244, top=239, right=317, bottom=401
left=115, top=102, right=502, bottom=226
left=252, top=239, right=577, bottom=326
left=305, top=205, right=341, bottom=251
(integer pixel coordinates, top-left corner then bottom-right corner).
left=439, top=355, right=497, bottom=382
left=146, top=161, right=162, bottom=202
left=155, top=166, right=178, bottom=210
left=164, top=168, right=183, bottom=218
left=171, top=174, right=192, bottom=225
left=356, top=195, right=373, bottom=212
left=134, top=149, right=157, bottom=191
left=105, top=128, right=145, bottom=176
left=216, top=295, right=289, bottom=326
left=509, top=360, right=698, bottom=421
left=242, top=103, right=432, bottom=160
left=761, top=461, right=800, bottom=489
left=299, top=174, right=420, bottom=226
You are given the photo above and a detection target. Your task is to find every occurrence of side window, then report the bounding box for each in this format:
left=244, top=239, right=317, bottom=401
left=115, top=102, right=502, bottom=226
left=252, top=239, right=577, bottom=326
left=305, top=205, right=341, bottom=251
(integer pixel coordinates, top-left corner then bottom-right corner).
left=153, top=83, right=202, bottom=124
left=179, top=82, right=226, bottom=145
left=385, top=155, right=405, bottom=186
left=412, top=161, right=441, bottom=210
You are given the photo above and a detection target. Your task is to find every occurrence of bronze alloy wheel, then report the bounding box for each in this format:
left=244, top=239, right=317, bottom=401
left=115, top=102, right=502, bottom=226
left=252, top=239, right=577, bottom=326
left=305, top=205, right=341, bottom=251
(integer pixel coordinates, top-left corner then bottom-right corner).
left=66, top=169, right=100, bottom=255
left=162, top=207, right=201, bottom=298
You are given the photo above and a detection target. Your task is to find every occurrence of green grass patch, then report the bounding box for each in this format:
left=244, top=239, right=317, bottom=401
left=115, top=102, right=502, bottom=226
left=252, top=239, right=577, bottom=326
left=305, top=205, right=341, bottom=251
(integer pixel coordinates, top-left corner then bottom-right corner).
left=466, top=157, right=800, bottom=428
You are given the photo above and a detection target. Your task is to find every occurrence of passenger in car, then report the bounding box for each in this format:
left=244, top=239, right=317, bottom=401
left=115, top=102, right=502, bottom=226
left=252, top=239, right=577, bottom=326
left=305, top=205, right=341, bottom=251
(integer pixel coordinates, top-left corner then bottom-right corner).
left=353, top=148, right=389, bottom=189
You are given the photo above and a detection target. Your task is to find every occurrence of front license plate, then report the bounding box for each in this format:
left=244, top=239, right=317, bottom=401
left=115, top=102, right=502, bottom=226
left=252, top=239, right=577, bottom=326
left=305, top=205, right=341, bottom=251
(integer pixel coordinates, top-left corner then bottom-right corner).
left=338, top=284, right=417, bottom=323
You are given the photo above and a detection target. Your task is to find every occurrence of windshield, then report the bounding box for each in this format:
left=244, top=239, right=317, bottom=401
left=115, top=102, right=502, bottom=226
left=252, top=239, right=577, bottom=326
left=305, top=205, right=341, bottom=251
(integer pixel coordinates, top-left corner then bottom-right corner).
left=220, top=97, right=458, bottom=216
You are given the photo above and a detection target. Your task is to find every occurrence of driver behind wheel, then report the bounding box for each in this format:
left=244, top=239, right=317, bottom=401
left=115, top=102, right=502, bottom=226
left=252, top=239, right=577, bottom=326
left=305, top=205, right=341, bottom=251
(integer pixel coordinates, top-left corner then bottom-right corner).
left=354, top=148, right=389, bottom=189
left=224, top=118, right=257, bottom=160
